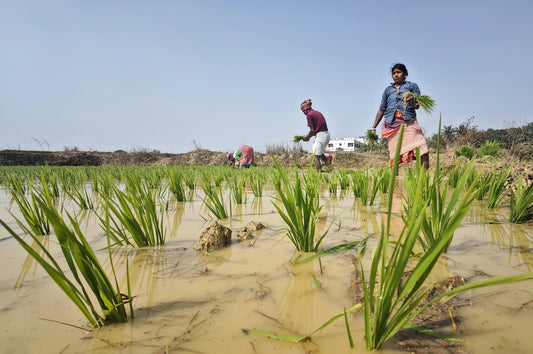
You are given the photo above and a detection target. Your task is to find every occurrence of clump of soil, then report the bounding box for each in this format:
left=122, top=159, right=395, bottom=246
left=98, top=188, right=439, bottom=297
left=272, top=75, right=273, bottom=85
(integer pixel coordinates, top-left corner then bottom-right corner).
left=193, top=221, right=232, bottom=252
left=236, top=221, right=265, bottom=240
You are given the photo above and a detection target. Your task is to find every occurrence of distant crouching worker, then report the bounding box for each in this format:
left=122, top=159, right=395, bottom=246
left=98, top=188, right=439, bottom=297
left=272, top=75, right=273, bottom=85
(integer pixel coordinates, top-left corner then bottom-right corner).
left=239, top=145, right=254, bottom=168
left=226, top=152, right=237, bottom=166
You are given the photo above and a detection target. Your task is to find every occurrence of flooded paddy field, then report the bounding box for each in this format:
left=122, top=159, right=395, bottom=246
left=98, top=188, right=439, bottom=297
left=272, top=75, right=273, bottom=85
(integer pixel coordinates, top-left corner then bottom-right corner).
left=0, top=166, right=532, bottom=354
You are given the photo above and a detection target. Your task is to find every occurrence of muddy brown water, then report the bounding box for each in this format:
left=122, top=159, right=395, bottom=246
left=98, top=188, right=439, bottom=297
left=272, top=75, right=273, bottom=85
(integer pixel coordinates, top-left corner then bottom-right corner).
left=0, top=184, right=532, bottom=354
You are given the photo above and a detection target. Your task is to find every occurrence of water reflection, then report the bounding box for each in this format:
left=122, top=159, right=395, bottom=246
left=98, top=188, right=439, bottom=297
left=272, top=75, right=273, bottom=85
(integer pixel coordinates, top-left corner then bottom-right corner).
left=14, top=235, right=50, bottom=291
left=109, top=248, right=167, bottom=309
left=278, top=260, right=317, bottom=334
left=250, top=196, right=264, bottom=216
left=233, top=204, right=243, bottom=220
left=195, top=246, right=232, bottom=267
left=465, top=201, right=507, bottom=225
left=484, top=221, right=509, bottom=248
left=317, top=201, right=330, bottom=235
left=468, top=204, right=533, bottom=270
left=506, top=224, right=533, bottom=270
left=165, top=203, right=185, bottom=240
left=351, top=199, right=381, bottom=236
left=339, top=189, right=348, bottom=201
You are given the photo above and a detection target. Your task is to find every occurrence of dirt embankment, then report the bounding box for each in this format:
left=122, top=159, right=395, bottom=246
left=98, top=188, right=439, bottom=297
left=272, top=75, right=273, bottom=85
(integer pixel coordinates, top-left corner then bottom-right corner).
left=1, top=148, right=532, bottom=183
left=0, top=149, right=387, bottom=169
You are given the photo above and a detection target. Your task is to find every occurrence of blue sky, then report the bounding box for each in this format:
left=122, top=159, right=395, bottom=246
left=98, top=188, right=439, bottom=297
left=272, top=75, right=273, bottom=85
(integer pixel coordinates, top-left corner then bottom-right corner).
left=1, top=0, right=532, bottom=153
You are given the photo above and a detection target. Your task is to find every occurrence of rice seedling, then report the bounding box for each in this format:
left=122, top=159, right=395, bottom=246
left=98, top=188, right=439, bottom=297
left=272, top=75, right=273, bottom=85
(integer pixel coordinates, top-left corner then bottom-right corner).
left=7, top=176, right=50, bottom=236
left=228, top=175, right=247, bottom=205
left=334, top=170, right=350, bottom=191
left=64, top=184, right=95, bottom=210
left=90, top=174, right=100, bottom=193
left=400, top=140, right=438, bottom=211
left=144, top=167, right=165, bottom=190
left=509, top=174, right=533, bottom=223
left=92, top=173, right=114, bottom=200
left=359, top=125, right=533, bottom=350
left=184, top=173, right=195, bottom=190
left=420, top=162, right=477, bottom=252
left=39, top=168, right=61, bottom=198
left=446, top=165, right=464, bottom=188
left=200, top=181, right=230, bottom=219
left=350, top=170, right=367, bottom=200
left=293, top=135, right=304, bottom=143
left=304, top=167, right=322, bottom=196
left=487, top=166, right=511, bottom=209
left=466, top=168, right=478, bottom=189
left=101, top=177, right=166, bottom=247
left=350, top=170, right=379, bottom=206
left=328, top=175, right=339, bottom=195
left=249, top=171, right=266, bottom=197
left=167, top=170, right=188, bottom=202
left=212, top=172, right=225, bottom=187
left=57, top=168, right=82, bottom=193
left=400, top=166, right=429, bottom=216
left=402, top=92, right=436, bottom=114
left=368, top=172, right=381, bottom=206
left=0, top=194, right=133, bottom=327
left=475, top=171, right=492, bottom=200
left=4, top=171, right=29, bottom=195
left=403, top=119, right=472, bottom=253
left=271, top=159, right=335, bottom=252
left=377, top=167, right=391, bottom=194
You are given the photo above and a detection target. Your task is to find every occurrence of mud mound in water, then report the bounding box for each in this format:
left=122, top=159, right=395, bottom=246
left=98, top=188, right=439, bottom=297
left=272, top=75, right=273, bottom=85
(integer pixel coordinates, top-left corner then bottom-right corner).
left=193, top=221, right=232, bottom=252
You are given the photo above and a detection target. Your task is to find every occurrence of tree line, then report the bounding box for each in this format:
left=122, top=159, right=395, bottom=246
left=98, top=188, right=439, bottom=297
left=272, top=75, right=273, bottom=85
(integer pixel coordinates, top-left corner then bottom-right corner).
left=426, top=117, right=533, bottom=160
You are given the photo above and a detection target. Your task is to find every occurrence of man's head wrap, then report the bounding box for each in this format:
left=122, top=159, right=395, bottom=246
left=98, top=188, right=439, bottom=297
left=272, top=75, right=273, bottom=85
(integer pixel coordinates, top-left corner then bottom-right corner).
left=300, top=99, right=312, bottom=111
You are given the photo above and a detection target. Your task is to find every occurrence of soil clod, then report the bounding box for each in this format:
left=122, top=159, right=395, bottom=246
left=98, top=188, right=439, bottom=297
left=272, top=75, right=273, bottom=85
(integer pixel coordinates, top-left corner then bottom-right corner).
left=194, top=221, right=232, bottom=252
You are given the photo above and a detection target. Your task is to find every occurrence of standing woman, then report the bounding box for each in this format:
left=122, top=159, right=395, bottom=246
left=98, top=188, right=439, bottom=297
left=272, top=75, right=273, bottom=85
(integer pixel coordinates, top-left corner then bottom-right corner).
left=371, top=63, right=429, bottom=169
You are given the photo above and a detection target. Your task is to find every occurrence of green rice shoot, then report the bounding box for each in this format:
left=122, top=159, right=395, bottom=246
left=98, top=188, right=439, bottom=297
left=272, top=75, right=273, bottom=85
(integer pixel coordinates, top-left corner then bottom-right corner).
left=402, top=92, right=436, bottom=114
left=293, top=135, right=304, bottom=143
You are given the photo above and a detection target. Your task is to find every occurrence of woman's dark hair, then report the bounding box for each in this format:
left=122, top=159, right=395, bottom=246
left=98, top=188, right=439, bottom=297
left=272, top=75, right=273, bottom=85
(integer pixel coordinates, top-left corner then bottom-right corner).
left=391, top=63, right=408, bottom=76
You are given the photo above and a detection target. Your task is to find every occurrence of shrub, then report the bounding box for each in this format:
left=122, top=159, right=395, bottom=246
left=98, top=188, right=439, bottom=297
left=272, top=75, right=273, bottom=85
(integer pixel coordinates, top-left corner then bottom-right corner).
left=479, top=140, right=500, bottom=156
left=455, top=145, right=475, bottom=159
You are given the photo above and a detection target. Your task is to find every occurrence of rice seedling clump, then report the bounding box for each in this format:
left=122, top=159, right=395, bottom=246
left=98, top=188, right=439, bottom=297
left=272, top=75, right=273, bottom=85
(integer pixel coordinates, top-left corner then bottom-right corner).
left=402, top=92, right=436, bottom=114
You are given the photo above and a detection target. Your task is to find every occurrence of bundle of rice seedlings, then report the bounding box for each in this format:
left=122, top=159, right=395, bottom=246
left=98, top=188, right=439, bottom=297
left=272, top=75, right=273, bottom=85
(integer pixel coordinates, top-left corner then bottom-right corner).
left=402, top=92, right=436, bottom=114
left=293, top=135, right=304, bottom=143
left=365, top=130, right=378, bottom=143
